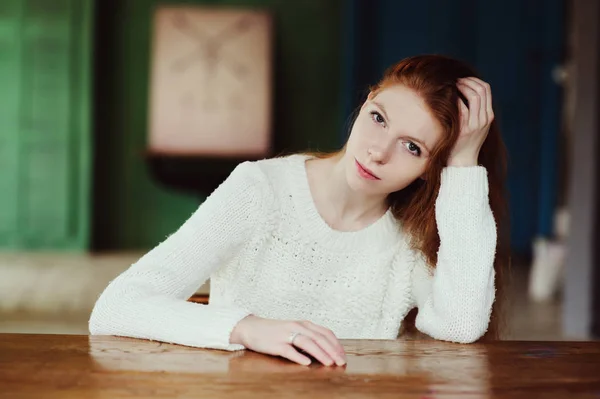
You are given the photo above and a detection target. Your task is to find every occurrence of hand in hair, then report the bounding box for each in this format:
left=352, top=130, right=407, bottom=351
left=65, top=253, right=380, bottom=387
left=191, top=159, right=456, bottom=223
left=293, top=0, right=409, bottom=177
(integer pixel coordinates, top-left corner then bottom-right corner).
left=449, top=77, right=494, bottom=167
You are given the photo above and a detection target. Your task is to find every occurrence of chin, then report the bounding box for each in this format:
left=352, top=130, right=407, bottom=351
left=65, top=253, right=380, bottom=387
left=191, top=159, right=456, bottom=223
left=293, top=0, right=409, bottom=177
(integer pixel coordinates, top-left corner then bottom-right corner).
left=347, top=176, right=365, bottom=193
left=345, top=166, right=382, bottom=194
left=344, top=165, right=359, bottom=190
left=345, top=163, right=365, bottom=191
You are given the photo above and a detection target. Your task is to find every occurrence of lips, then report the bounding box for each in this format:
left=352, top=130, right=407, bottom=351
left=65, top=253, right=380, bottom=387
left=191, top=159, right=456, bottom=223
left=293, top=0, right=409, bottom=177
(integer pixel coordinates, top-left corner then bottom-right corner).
left=355, top=159, right=380, bottom=180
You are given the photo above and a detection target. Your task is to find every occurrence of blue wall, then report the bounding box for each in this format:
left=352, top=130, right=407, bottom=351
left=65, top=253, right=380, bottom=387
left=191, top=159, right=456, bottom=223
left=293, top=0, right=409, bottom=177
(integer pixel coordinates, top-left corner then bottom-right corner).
left=341, top=0, right=565, bottom=254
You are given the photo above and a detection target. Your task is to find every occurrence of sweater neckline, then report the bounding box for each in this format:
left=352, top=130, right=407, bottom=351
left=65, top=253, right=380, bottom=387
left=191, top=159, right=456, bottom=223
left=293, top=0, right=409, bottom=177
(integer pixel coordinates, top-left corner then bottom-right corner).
left=287, top=154, right=401, bottom=253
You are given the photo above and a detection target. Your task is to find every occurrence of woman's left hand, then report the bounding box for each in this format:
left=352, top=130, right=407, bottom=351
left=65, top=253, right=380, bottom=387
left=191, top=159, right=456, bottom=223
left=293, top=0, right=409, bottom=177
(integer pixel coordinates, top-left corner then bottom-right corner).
left=448, top=77, right=494, bottom=167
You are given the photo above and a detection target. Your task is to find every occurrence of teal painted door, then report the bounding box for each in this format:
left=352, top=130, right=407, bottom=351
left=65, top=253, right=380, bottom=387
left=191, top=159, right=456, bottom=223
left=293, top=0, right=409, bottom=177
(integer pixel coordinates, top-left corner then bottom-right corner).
left=0, top=0, right=93, bottom=250
left=0, top=1, right=22, bottom=247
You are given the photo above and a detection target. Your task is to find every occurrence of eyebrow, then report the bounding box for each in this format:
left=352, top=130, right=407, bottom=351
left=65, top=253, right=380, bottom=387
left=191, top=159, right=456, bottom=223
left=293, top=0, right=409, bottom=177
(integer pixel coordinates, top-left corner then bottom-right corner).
left=372, top=101, right=432, bottom=154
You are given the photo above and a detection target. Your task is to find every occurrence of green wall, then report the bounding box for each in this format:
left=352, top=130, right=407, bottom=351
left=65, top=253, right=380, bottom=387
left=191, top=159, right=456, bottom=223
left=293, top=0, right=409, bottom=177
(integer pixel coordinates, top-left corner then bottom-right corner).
left=0, top=0, right=92, bottom=251
left=93, top=0, right=343, bottom=250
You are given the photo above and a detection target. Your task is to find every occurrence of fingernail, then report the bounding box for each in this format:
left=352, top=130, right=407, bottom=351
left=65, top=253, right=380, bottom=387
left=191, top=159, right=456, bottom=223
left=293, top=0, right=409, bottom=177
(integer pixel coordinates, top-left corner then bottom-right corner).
left=336, top=359, right=346, bottom=366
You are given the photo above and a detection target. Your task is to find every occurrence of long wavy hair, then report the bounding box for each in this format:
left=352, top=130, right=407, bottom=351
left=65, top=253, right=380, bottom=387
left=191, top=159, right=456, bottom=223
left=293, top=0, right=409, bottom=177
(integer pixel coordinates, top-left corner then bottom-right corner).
left=309, top=55, right=510, bottom=340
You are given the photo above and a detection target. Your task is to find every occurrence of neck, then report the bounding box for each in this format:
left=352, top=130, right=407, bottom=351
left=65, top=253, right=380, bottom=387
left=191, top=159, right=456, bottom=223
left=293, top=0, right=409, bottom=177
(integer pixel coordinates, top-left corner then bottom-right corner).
left=309, top=153, right=389, bottom=227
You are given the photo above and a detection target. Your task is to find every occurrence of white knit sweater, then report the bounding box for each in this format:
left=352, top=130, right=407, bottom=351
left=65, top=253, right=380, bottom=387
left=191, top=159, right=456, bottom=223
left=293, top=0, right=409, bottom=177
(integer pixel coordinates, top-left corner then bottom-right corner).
left=89, top=154, right=497, bottom=351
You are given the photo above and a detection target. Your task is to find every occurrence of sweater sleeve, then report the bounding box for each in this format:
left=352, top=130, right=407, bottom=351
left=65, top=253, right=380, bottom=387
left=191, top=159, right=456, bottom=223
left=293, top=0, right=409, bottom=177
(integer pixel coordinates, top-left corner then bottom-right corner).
left=410, top=166, right=497, bottom=343
left=89, top=161, right=267, bottom=351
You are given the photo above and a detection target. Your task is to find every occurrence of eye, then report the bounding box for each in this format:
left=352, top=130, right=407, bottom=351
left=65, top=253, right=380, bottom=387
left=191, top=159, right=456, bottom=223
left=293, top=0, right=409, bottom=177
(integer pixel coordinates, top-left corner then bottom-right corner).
left=370, top=111, right=386, bottom=126
left=403, top=141, right=422, bottom=157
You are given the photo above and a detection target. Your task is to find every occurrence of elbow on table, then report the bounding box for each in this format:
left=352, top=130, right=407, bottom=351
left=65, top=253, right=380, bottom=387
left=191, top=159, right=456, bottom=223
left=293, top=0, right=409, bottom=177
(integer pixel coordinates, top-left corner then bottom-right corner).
left=447, top=325, right=488, bottom=344
left=417, top=314, right=490, bottom=344
left=88, top=290, right=115, bottom=335
left=88, top=281, right=133, bottom=336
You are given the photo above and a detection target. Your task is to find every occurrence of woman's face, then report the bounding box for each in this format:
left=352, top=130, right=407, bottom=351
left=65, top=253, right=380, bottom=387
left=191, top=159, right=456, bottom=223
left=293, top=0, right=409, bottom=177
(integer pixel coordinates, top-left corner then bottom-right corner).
left=343, top=84, right=444, bottom=196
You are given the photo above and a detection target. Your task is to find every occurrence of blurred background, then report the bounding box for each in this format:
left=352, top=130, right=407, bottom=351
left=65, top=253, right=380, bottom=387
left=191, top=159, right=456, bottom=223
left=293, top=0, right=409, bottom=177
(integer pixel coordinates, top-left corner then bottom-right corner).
left=0, top=0, right=598, bottom=342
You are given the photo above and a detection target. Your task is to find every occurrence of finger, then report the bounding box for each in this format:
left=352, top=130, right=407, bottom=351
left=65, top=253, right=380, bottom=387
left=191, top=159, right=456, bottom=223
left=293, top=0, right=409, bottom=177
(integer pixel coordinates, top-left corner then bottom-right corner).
left=293, top=333, right=335, bottom=366
left=305, top=323, right=346, bottom=359
left=457, top=80, right=481, bottom=128
left=301, top=322, right=346, bottom=364
left=484, top=82, right=494, bottom=122
left=459, top=78, right=486, bottom=124
left=279, top=345, right=312, bottom=366
left=458, top=98, right=469, bottom=132
left=460, top=78, right=488, bottom=125
left=467, top=77, right=493, bottom=123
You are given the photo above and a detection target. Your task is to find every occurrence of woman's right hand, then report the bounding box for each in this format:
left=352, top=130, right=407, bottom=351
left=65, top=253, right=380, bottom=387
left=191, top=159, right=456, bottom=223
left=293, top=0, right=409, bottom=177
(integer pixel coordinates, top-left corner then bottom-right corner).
left=229, top=315, right=347, bottom=366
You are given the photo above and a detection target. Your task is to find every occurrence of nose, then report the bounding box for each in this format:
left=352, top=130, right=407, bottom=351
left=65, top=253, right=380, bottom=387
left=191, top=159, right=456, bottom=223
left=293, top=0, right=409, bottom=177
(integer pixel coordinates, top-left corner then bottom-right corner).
left=368, top=138, right=394, bottom=164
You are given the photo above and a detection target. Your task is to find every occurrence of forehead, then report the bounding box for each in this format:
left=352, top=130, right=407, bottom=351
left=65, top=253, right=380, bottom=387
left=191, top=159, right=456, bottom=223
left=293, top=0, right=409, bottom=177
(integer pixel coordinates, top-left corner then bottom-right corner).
left=372, top=85, right=443, bottom=147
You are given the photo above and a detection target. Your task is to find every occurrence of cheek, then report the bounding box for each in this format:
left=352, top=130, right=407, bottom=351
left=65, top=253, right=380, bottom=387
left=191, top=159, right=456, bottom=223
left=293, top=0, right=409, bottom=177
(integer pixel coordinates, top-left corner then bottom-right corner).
left=348, top=120, right=376, bottom=147
left=383, top=158, right=427, bottom=191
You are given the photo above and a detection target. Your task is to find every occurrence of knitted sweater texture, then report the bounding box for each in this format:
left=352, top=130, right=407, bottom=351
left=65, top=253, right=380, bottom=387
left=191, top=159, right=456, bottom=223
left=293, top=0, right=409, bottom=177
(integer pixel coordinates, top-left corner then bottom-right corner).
left=89, top=154, right=497, bottom=350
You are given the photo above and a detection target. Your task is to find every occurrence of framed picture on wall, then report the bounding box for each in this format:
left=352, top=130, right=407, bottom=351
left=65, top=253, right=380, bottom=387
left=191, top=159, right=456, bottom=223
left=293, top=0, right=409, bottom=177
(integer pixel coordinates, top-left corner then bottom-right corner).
left=147, top=5, right=273, bottom=157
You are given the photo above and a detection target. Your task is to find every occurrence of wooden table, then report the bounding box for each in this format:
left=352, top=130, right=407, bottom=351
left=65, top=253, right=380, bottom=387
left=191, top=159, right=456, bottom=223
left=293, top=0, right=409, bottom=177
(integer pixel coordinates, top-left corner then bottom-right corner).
left=1, top=334, right=599, bottom=398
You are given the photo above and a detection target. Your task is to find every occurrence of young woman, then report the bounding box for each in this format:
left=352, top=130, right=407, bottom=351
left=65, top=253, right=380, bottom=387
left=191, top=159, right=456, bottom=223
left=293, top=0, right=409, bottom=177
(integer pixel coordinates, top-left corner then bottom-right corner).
left=90, top=55, right=509, bottom=367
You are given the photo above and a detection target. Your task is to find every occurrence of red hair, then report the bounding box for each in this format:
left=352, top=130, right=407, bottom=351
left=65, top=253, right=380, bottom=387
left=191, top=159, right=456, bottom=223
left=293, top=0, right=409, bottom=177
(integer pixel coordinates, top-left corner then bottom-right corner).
left=377, top=55, right=509, bottom=340
left=309, top=55, right=510, bottom=340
